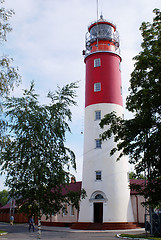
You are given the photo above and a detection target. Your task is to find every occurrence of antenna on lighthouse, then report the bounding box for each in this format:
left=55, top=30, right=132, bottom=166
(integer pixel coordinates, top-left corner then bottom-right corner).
left=97, top=0, right=99, bottom=21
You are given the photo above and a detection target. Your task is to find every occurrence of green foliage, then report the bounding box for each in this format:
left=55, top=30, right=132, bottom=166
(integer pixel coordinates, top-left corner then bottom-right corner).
left=0, top=0, right=13, bottom=42
left=0, top=81, right=85, bottom=218
left=0, top=189, right=8, bottom=206
left=0, top=1, right=21, bottom=151
left=0, top=56, right=20, bottom=98
left=65, top=188, right=86, bottom=211
left=129, top=171, right=144, bottom=179
left=0, top=230, right=7, bottom=234
left=100, top=9, right=161, bottom=208
left=0, top=1, right=20, bottom=98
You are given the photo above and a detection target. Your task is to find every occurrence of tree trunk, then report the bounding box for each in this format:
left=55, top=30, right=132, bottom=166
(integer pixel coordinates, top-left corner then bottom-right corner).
left=37, top=217, right=41, bottom=239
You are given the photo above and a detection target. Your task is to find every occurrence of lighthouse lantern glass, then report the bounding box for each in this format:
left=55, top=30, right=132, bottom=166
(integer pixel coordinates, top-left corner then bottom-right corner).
left=90, top=24, right=114, bottom=42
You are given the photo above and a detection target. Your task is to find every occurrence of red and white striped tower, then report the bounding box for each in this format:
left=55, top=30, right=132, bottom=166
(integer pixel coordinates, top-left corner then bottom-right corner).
left=78, top=15, right=134, bottom=229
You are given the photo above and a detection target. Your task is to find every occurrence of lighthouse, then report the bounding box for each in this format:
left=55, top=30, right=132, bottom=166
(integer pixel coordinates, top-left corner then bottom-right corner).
left=77, top=15, right=134, bottom=229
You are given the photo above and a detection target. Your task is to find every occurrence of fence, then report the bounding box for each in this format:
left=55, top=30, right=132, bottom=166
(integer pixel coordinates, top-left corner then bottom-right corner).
left=145, top=212, right=161, bottom=237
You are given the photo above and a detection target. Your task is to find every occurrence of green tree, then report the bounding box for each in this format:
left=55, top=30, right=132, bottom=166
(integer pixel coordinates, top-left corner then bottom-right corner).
left=100, top=9, right=161, bottom=208
left=129, top=171, right=144, bottom=180
left=0, top=189, right=8, bottom=206
left=0, top=1, right=21, bottom=149
left=0, top=0, right=20, bottom=98
left=0, top=81, right=85, bottom=223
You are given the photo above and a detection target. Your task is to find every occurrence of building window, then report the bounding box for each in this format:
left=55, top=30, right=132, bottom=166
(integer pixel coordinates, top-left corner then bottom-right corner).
left=94, top=82, right=101, bottom=92
left=96, top=171, right=102, bottom=181
left=95, top=111, right=101, bottom=120
left=95, top=139, right=101, bottom=149
left=70, top=205, right=75, bottom=216
left=95, top=194, right=104, bottom=199
left=62, top=204, right=67, bottom=216
left=94, top=58, right=101, bottom=67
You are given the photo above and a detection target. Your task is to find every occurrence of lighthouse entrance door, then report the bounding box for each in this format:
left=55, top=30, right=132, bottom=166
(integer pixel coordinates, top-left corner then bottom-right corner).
left=94, top=203, right=103, bottom=223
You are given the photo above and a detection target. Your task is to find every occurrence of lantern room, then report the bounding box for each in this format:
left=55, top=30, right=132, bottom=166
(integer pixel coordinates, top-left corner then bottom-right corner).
left=84, top=14, right=120, bottom=56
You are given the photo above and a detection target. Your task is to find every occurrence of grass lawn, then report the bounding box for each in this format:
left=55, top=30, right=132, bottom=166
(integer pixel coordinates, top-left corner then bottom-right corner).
left=120, top=233, right=161, bottom=240
left=0, top=230, right=7, bottom=235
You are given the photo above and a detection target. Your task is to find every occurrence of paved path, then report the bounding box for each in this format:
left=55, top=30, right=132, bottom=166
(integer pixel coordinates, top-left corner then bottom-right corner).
left=0, top=222, right=145, bottom=240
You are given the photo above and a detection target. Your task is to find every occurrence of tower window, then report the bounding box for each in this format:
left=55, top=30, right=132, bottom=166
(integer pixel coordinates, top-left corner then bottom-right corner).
left=94, top=58, right=101, bottom=67
left=95, top=139, right=101, bottom=149
left=94, top=82, right=101, bottom=92
left=95, top=111, right=101, bottom=120
left=95, top=171, right=102, bottom=181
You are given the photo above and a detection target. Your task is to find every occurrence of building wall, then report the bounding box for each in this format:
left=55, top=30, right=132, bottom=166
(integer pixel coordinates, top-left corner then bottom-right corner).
left=0, top=211, right=28, bottom=223
left=78, top=103, right=134, bottom=223
left=41, top=195, right=145, bottom=225
left=0, top=194, right=145, bottom=225
left=41, top=204, right=78, bottom=224
left=131, top=195, right=145, bottom=223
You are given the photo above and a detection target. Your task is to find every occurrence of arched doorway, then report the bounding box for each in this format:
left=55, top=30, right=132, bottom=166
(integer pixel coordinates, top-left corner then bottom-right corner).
left=94, top=202, right=103, bottom=223
left=89, top=191, right=107, bottom=223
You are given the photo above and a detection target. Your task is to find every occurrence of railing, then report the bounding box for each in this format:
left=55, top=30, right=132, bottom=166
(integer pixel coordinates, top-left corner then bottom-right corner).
left=85, top=30, right=119, bottom=46
left=83, top=43, right=120, bottom=57
left=86, top=34, right=119, bottom=46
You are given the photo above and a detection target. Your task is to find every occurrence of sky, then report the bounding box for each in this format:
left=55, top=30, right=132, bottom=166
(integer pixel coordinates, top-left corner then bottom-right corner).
left=0, top=0, right=160, bottom=190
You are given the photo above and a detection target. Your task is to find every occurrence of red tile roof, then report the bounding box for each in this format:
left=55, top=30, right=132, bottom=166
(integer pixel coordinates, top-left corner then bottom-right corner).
left=61, top=181, right=82, bottom=195
left=130, top=179, right=145, bottom=195
left=0, top=200, right=16, bottom=210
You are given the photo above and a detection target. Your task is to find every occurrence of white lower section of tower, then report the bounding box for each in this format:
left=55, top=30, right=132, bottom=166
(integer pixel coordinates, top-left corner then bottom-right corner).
left=78, top=103, right=134, bottom=223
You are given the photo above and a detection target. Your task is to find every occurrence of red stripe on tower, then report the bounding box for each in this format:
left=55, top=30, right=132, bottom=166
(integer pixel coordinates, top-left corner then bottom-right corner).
left=85, top=52, right=122, bottom=107
left=83, top=14, right=123, bottom=108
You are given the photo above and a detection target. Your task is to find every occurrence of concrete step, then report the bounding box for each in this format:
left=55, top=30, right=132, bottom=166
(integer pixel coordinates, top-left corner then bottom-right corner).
left=71, top=222, right=141, bottom=230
